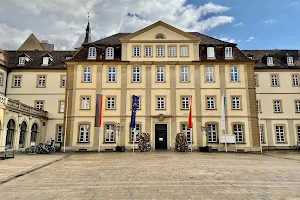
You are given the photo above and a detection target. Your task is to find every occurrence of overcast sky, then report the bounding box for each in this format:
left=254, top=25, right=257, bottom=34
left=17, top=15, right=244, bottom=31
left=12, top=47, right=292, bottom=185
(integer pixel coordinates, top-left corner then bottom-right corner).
left=0, top=0, right=299, bottom=50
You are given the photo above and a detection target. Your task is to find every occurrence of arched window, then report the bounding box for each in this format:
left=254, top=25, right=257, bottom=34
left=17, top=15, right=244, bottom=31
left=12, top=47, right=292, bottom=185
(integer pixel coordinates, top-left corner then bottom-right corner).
left=19, top=121, right=27, bottom=148
left=31, top=123, right=38, bottom=143
left=6, top=119, right=15, bottom=149
left=106, top=47, right=114, bottom=60
left=155, top=33, right=165, bottom=39
left=88, top=47, right=96, bottom=59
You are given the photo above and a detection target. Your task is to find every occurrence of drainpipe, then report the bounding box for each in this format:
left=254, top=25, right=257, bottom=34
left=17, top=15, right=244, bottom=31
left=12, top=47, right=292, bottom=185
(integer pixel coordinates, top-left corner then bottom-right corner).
left=4, top=69, right=9, bottom=96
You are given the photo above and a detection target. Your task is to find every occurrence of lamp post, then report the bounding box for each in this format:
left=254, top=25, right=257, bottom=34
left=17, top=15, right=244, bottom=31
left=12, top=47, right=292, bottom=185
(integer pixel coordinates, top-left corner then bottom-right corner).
left=200, top=125, right=212, bottom=152
left=113, top=123, right=124, bottom=151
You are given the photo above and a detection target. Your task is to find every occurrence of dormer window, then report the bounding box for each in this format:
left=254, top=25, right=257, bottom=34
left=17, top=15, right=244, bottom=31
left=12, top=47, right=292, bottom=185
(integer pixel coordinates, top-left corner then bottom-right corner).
left=88, top=47, right=96, bottom=59
left=287, top=56, right=294, bottom=65
left=155, top=33, right=165, bottom=39
left=106, top=47, right=114, bottom=60
left=65, top=56, right=72, bottom=60
left=267, top=57, right=274, bottom=66
left=42, top=55, right=53, bottom=66
left=225, top=47, right=233, bottom=59
left=207, top=47, right=215, bottom=59
left=18, top=54, right=30, bottom=65
left=19, top=57, right=25, bottom=65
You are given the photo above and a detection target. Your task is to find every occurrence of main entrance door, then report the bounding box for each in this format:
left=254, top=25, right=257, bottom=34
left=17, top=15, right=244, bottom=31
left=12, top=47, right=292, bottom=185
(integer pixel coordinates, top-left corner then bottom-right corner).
left=155, top=124, right=167, bottom=149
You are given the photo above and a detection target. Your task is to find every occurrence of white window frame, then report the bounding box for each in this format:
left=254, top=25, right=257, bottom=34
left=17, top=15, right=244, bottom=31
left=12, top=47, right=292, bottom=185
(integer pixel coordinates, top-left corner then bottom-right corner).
left=287, top=56, right=294, bottom=65
left=42, top=57, right=50, bottom=66
left=206, top=96, right=215, bottom=109
left=156, top=97, right=165, bottom=110
left=233, top=124, right=243, bottom=143
left=61, top=75, right=66, bottom=87
left=81, top=97, right=90, bottom=110
left=59, top=101, right=65, bottom=113
left=180, top=66, right=189, bottom=82
left=105, top=124, right=115, bottom=143
left=35, top=101, right=44, bottom=110
left=232, top=97, right=241, bottom=110
left=230, top=66, right=238, bottom=82
left=131, top=124, right=141, bottom=142
left=145, top=46, right=152, bottom=57
left=295, top=100, right=300, bottom=113
left=106, top=47, right=114, bottom=60
left=13, top=76, right=21, bottom=87
left=157, top=46, right=164, bottom=57
left=83, top=66, right=91, bottom=82
left=254, top=74, right=258, bottom=86
left=0, top=72, right=3, bottom=86
left=106, top=97, right=115, bottom=109
left=267, top=57, right=274, bottom=66
left=271, top=74, right=278, bottom=86
left=273, top=100, right=281, bottom=112
left=292, top=74, right=299, bottom=86
left=19, top=57, right=25, bottom=65
left=297, top=126, right=300, bottom=143
left=181, top=96, right=190, bottom=110
left=207, top=47, right=215, bottom=59
left=205, top=66, right=214, bottom=82
left=108, top=66, right=116, bottom=82
left=79, top=124, right=89, bottom=143
left=180, top=46, right=188, bottom=57
left=259, top=125, right=264, bottom=143
left=168, top=46, right=176, bottom=57
left=275, top=126, right=285, bottom=143
left=133, top=46, right=140, bottom=57
left=156, top=66, right=164, bottom=82
left=181, top=124, right=192, bottom=144
left=207, top=124, right=218, bottom=143
left=57, top=125, right=63, bottom=142
left=225, top=47, right=232, bottom=58
left=132, top=66, right=140, bottom=82
left=88, top=47, right=96, bottom=59
left=37, top=75, right=46, bottom=87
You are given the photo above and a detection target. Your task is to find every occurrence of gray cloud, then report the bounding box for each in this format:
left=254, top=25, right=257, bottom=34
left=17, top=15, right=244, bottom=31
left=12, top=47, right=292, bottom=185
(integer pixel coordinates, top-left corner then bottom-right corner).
left=0, top=0, right=235, bottom=50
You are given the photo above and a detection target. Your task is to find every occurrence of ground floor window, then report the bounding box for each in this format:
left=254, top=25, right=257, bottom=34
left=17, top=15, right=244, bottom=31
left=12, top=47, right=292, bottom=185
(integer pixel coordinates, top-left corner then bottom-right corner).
left=31, top=123, right=38, bottom=143
left=181, top=123, right=191, bottom=143
left=6, top=119, right=15, bottom=149
left=79, top=124, right=89, bottom=143
left=275, top=126, right=285, bottom=143
left=57, top=125, right=63, bottom=142
left=298, top=126, right=300, bottom=143
left=19, top=121, right=27, bottom=148
left=259, top=125, right=264, bottom=143
left=207, top=124, right=217, bottom=143
left=131, top=124, right=141, bottom=142
left=233, top=124, right=243, bottom=143
left=105, top=124, right=115, bottom=143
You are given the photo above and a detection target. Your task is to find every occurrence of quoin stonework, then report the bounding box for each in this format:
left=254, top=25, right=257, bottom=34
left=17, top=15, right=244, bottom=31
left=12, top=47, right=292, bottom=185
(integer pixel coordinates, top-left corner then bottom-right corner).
left=0, top=21, right=299, bottom=152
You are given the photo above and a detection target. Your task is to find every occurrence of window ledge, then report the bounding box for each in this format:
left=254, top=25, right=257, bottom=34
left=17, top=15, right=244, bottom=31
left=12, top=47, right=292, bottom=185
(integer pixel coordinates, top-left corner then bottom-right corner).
left=206, top=108, right=216, bottom=110
left=205, top=81, right=215, bottom=83
left=207, top=142, right=218, bottom=144
left=271, top=85, right=280, bottom=87
left=156, top=108, right=166, bottom=110
left=155, top=81, right=166, bottom=83
left=207, top=57, right=216, bottom=60
left=87, top=57, right=96, bottom=60
left=274, top=112, right=283, bottom=113
left=103, top=142, right=116, bottom=144
left=276, top=142, right=287, bottom=144
left=80, top=108, right=91, bottom=110
left=77, top=142, right=90, bottom=144
left=106, top=81, right=117, bottom=83
left=106, top=108, right=116, bottom=110
left=225, top=57, right=233, bottom=60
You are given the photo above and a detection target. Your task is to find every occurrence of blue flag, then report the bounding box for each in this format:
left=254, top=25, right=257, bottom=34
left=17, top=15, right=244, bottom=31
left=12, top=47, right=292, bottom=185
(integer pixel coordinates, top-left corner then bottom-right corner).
left=130, top=95, right=139, bottom=128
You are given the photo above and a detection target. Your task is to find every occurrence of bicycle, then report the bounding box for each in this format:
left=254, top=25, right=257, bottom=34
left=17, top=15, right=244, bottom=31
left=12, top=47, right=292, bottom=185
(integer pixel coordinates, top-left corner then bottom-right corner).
left=295, top=142, right=300, bottom=151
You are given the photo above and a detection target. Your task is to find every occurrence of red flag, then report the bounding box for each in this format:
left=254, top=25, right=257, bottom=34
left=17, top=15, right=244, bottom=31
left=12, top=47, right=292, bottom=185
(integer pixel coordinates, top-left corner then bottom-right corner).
left=94, top=94, right=104, bottom=127
left=188, top=95, right=192, bottom=128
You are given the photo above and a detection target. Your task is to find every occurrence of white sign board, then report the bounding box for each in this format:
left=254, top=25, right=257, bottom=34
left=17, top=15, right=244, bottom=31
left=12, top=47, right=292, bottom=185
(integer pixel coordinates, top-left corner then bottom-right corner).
left=159, top=138, right=163, bottom=141
left=219, top=134, right=236, bottom=144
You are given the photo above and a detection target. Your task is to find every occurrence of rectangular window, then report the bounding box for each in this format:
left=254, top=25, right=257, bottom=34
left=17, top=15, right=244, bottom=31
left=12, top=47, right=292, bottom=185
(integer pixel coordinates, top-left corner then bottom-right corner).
left=61, top=75, right=66, bottom=87
left=254, top=74, right=258, bottom=86
left=83, top=66, right=91, bottom=82
left=57, top=125, right=63, bottom=142
left=292, top=74, right=299, bottom=86
left=13, top=76, right=21, bottom=87
left=295, top=100, right=300, bottom=112
left=145, top=46, right=152, bottom=57
left=297, top=126, right=300, bottom=143
left=88, top=47, right=96, bottom=59
left=207, top=47, right=215, bottom=58
left=132, top=67, right=140, bottom=82
left=59, top=101, right=65, bottom=113
left=106, top=97, right=115, bottom=109
left=133, top=46, right=140, bottom=57
left=181, top=124, right=191, bottom=143
left=19, top=57, right=25, bottom=65
left=273, top=100, right=281, bottom=112
left=79, top=124, right=89, bottom=143
left=157, top=46, right=164, bottom=57
left=35, top=101, right=44, bottom=110
left=108, top=66, right=116, bottom=82
left=225, top=47, right=232, bottom=58
left=37, top=75, right=46, bottom=87
left=180, top=66, right=189, bottom=82
left=230, top=66, right=238, bottom=82
left=287, top=57, right=294, bottom=65
left=271, top=74, right=279, bottom=86
left=206, top=96, right=215, bottom=109
left=131, top=124, right=141, bottom=142
left=233, top=124, right=243, bottom=143
left=257, top=100, right=261, bottom=113
left=106, top=47, right=114, bottom=60
left=181, top=96, right=190, bottom=110
left=156, top=66, right=164, bottom=82
left=81, top=97, right=90, bottom=110
left=267, top=57, right=274, bottom=65
left=168, top=46, right=176, bottom=57
left=259, top=125, right=264, bottom=143
left=0, top=72, right=3, bottom=86
left=232, top=97, right=241, bottom=110
left=275, top=126, right=285, bottom=142
left=205, top=66, right=214, bottom=82
left=105, top=124, right=115, bottom=143
left=180, top=46, right=188, bottom=57
left=156, top=97, right=165, bottom=110
left=207, top=124, right=218, bottom=143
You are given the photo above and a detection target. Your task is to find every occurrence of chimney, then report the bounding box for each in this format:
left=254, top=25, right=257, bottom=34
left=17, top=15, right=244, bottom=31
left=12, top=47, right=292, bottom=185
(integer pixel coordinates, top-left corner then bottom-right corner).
left=41, top=40, right=49, bottom=44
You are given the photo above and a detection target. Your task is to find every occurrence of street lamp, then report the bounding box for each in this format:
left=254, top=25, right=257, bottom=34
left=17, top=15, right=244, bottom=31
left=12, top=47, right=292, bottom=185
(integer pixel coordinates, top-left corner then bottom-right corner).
left=113, top=123, right=124, bottom=151
left=200, top=125, right=212, bottom=152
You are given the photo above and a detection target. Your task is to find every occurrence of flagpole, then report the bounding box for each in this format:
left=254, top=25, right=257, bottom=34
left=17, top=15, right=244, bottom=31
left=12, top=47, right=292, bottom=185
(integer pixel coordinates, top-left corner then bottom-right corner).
left=258, top=92, right=262, bottom=154
left=133, top=128, right=135, bottom=152
left=221, top=93, right=227, bottom=153
left=63, top=90, right=69, bottom=153
left=98, top=127, right=101, bottom=152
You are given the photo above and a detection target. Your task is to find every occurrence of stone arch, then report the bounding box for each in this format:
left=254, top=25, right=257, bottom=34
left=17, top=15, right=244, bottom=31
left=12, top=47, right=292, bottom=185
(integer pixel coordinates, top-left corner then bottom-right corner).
left=6, top=118, right=16, bottom=149
left=30, top=122, right=39, bottom=143
left=19, top=120, right=28, bottom=148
